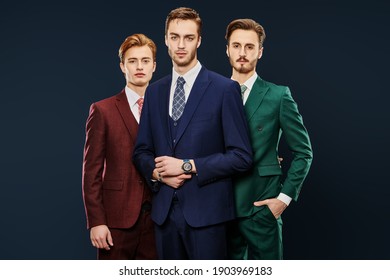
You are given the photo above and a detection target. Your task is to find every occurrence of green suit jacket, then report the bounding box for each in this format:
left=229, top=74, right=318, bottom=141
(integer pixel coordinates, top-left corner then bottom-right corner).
left=234, top=77, right=313, bottom=218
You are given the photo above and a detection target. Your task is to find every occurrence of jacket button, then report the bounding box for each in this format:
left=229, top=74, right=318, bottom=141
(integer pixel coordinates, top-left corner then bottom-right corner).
left=258, top=126, right=263, bottom=131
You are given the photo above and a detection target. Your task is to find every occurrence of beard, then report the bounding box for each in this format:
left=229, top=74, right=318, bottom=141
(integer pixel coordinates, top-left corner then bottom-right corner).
left=234, top=64, right=252, bottom=74
left=169, top=48, right=197, bottom=67
left=229, top=56, right=256, bottom=74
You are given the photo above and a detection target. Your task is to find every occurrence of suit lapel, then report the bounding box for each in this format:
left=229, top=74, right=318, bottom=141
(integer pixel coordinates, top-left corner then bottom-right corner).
left=174, top=67, right=210, bottom=147
left=157, top=75, right=174, bottom=150
left=245, top=77, right=270, bottom=120
left=115, top=90, right=138, bottom=143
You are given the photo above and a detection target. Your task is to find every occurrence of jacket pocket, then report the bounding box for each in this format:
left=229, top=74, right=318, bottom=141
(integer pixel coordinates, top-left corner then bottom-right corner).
left=102, top=180, right=123, bottom=190
left=258, top=165, right=282, bottom=177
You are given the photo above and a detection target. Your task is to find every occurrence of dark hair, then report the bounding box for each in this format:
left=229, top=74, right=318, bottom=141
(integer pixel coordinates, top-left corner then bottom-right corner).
left=165, top=7, right=202, bottom=36
left=225, top=18, right=266, bottom=47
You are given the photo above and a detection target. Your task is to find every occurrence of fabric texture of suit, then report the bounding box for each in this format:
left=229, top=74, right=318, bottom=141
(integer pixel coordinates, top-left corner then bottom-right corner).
left=82, top=90, right=156, bottom=259
left=229, top=76, right=313, bottom=259
left=133, top=66, right=253, bottom=258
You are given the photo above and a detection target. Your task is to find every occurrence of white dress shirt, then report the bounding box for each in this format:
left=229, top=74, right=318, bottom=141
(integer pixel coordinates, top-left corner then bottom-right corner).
left=169, top=61, right=202, bottom=117
left=125, top=86, right=143, bottom=124
left=240, top=72, right=258, bottom=105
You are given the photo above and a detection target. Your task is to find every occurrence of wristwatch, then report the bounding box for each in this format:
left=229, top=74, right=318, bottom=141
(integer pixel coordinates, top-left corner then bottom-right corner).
left=181, top=159, right=192, bottom=174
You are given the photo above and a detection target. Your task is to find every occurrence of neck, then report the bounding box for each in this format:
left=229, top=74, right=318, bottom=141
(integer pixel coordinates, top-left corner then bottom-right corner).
left=231, top=69, right=255, bottom=85
left=173, top=58, right=198, bottom=76
left=127, top=83, right=147, bottom=97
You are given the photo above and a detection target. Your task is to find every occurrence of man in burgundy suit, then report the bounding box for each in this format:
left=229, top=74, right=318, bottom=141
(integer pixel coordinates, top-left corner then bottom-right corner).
left=82, top=33, right=157, bottom=259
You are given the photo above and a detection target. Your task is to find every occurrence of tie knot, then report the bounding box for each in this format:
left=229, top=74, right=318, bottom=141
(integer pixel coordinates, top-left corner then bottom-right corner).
left=177, top=76, right=185, bottom=87
left=240, top=84, right=247, bottom=95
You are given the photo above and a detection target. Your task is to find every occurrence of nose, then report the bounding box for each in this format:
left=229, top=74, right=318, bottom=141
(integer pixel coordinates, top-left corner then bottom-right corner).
left=136, top=60, right=143, bottom=69
left=178, top=38, right=185, bottom=49
left=239, top=46, right=246, bottom=56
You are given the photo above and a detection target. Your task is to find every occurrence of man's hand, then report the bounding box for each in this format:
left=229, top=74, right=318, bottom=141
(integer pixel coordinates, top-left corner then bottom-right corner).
left=160, top=174, right=192, bottom=188
left=155, top=156, right=183, bottom=176
left=90, top=225, right=113, bottom=250
left=253, top=198, right=287, bottom=219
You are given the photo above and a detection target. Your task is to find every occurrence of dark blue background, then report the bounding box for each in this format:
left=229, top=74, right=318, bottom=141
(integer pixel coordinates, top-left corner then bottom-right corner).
left=1, top=0, right=389, bottom=259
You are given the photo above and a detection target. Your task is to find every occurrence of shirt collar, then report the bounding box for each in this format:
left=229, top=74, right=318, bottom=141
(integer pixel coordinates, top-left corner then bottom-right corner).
left=124, top=86, right=143, bottom=107
left=172, top=61, right=202, bottom=88
left=241, top=72, right=258, bottom=92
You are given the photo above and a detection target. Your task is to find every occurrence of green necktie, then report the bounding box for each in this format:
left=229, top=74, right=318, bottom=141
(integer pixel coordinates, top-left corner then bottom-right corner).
left=240, top=84, right=247, bottom=99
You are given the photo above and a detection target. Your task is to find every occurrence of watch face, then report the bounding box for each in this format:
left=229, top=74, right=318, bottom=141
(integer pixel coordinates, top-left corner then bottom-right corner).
left=183, top=162, right=192, bottom=171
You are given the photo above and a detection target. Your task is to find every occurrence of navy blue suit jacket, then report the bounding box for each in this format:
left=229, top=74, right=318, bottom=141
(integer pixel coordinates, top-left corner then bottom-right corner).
left=133, top=66, right=252, bottom=227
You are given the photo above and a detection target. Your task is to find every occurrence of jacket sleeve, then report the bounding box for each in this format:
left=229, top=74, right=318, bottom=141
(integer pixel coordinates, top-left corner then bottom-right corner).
left=82, top=103, right=107, bottom=228
left=279, top=87, right=313, bottom=201
left=195, top=81, right=253, bottom=185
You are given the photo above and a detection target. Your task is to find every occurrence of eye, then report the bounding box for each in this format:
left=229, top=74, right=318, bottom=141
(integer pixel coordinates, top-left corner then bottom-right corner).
left=186, top=37, right=194, bottom=41
left=142, top=59, right=151, bottom=64
left=170, top=35, right=177, bottom=40
left=232, top=43, right=239, bottom=48
left=128, top=60, right=136, bottom=64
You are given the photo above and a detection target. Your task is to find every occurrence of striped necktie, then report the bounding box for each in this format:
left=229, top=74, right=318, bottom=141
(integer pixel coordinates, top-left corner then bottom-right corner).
left=136, top=97, right=144, bottom=117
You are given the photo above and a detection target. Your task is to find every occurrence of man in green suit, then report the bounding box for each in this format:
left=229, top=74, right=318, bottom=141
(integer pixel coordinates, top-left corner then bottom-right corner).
left=225, top=18, right=313, bottom=260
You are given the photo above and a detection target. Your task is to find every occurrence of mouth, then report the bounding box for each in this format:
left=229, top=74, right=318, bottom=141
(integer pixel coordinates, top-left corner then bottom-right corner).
left=135, top=73, right=145, bottom=78
left=237, top=59, right=248, bottom=63
left=176, top=51, right=187, bottom=56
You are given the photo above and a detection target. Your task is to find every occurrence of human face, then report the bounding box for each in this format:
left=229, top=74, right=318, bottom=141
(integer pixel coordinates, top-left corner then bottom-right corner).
left=120, top=45, right=156, bottom=93
left=226, top=29, right=263, bottom=75
left=165, top=19, right=201, bottom=73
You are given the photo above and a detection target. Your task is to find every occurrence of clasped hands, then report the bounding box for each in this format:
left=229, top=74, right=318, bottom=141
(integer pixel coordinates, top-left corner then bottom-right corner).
left=153, top=156, right=192, bottom=188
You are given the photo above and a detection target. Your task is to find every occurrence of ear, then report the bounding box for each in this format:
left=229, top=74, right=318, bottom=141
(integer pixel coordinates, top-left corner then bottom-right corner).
left=152, top=61, right=156, bottom=73
left=258, top=47, right=264, bottom=60
left=197, top=36, right=201, bottom=48
left=226, top=45, right=229, bottom=57
left=119, top=62, right=126, bottom=74
left=165, top=35, right=168, bottom=47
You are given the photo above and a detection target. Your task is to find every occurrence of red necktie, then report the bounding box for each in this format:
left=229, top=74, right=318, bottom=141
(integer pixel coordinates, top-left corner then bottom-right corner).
left=137, top=98, right=144, bottom=117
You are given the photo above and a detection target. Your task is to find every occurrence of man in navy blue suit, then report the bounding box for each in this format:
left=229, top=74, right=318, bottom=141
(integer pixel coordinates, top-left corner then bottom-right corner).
left=133, top=7, right=253, bottom=260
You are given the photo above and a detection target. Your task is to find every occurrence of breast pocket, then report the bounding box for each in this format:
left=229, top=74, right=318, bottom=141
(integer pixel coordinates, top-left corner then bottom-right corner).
left=191, top=112, right=214, bottom=123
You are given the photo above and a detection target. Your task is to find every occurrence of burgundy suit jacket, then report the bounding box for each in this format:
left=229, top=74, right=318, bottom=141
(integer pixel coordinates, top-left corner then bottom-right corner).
left=82, top=90, right=150, bottom=229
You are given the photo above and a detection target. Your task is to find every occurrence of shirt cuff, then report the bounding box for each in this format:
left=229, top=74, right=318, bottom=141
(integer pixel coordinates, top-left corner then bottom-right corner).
left=277, top=193, right=292, bottom=206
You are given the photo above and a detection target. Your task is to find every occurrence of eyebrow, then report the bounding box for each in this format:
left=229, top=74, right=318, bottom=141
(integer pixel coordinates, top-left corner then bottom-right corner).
left=169, top=32, right=196, bottom=37
left=127, top=57, right=152, bottom=60
left=231, top=42, right=256, bottom=47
